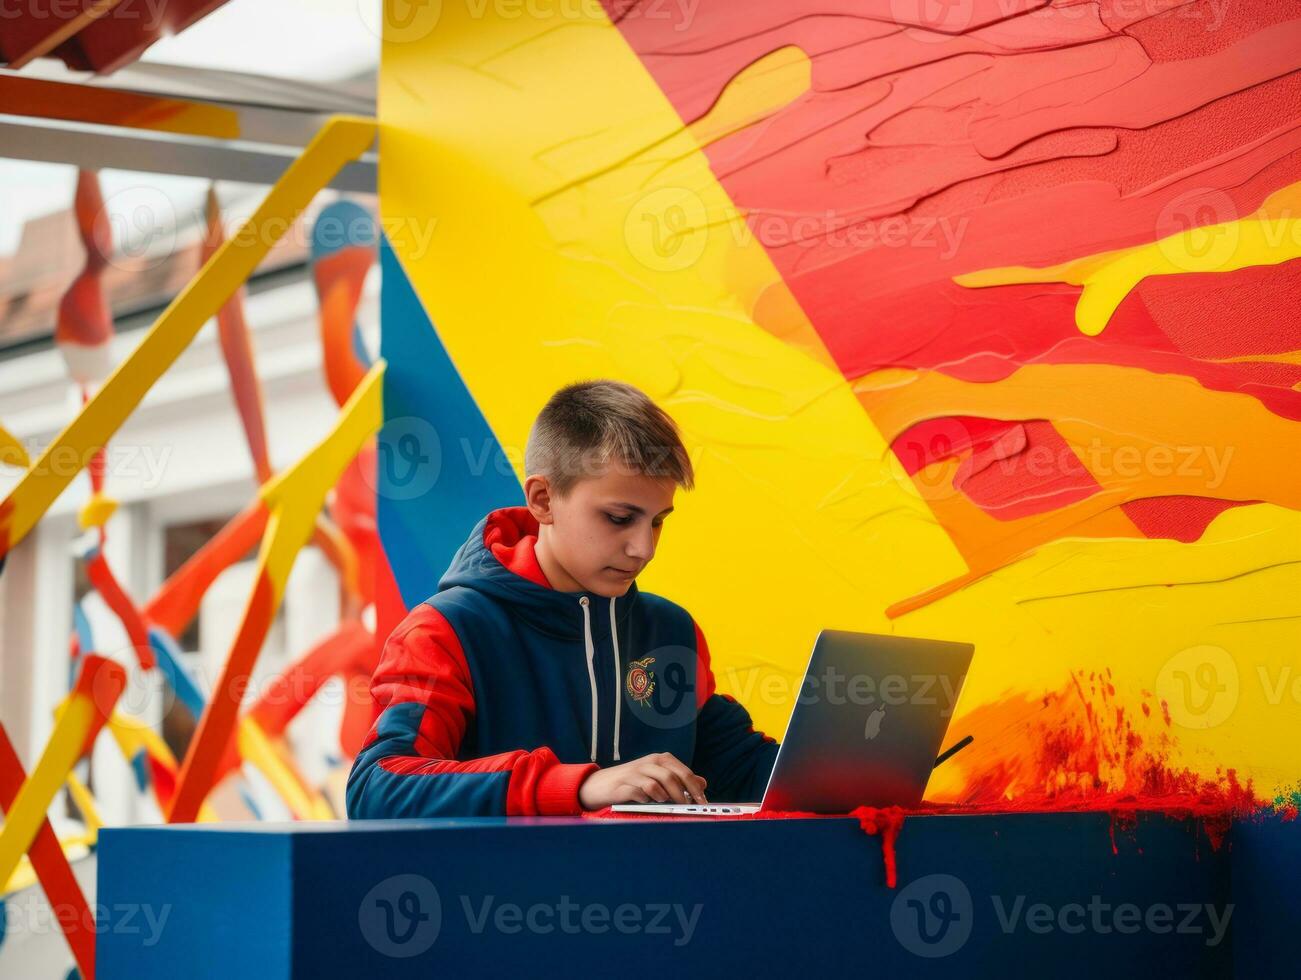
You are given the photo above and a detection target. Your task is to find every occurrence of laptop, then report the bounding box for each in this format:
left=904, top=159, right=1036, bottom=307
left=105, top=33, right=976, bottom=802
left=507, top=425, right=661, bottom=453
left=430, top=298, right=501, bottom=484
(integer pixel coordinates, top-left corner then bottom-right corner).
left=611, top=629, right=974, bottom=815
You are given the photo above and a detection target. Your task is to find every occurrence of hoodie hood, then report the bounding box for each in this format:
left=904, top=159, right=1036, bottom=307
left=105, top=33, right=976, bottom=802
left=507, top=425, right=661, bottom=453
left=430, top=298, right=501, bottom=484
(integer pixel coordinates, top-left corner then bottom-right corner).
left=437, top=506, right=642, bottom=761
left=437, top=506, right=638, bottom=642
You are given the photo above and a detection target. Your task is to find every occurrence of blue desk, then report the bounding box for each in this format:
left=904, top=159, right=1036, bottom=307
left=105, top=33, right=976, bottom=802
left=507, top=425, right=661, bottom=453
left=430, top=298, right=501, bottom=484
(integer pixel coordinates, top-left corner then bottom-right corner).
left=97, top=811, right=1296, bottom=977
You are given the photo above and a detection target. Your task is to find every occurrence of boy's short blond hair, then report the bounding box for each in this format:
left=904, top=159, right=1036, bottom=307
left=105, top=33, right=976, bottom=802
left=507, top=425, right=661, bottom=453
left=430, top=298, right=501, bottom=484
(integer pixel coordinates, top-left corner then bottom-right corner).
left=525, top=380, right=695, bottom=497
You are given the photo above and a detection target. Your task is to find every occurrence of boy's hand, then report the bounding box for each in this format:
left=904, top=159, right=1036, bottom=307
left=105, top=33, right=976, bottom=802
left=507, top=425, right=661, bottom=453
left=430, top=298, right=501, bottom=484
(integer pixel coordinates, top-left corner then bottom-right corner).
left=578, top=752, right=708, bottom=810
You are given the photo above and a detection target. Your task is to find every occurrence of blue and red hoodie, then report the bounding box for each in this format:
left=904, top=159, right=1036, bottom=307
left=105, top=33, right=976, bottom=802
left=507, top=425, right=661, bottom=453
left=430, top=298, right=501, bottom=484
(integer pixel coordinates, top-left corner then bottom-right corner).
left=347, top=506, right=779, bottom=818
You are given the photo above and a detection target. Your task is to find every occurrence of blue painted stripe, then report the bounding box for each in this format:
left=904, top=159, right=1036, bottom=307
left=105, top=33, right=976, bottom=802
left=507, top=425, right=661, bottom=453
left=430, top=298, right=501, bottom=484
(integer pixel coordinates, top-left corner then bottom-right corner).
left=377, top=236, right=523, bottom=609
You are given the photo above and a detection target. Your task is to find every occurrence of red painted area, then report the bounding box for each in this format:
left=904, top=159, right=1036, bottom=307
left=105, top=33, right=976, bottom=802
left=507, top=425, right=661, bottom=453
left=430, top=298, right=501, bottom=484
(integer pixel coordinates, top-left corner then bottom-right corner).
left=892, top=416, right=1103, bottom=520
left=0, top=497, right=13, bottom=565
left=147, top=754, right=178, bottom=808
left=1121, top=495, right=1257, bottom=543
left=0, top=0, right=232, bottom=74
left=924, top=668, right=1273, bottom=851
left=314, top=247, right=373, bottom=408
left=144, top=499, right=267, bottom=638
left=601, top=0, right=1301, bottom=548
left=893, top=415, right=1258, bottom=540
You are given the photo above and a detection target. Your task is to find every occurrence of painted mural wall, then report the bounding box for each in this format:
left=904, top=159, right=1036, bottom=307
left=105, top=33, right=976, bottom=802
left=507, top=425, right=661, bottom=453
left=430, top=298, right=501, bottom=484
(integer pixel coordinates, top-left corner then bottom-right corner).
left=377, top=0, right=1301, bottom=810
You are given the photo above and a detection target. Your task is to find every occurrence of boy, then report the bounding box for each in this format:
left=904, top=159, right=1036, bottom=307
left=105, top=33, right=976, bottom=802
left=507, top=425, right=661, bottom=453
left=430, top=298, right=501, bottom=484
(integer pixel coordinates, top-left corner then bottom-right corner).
left=347, top=380, right=778, bottom=817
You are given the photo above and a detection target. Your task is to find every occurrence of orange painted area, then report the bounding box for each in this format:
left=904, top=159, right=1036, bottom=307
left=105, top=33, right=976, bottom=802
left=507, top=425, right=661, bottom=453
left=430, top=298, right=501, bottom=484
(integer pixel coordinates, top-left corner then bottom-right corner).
left=314, top=248, right=372, bottom=407
left=144, top=500, right=268, bottom=638
left=0, top=74, right=240, bottom=139
left=248, top=619, right=374, bottom=737
left=853, top=362, right=1298, bottom=615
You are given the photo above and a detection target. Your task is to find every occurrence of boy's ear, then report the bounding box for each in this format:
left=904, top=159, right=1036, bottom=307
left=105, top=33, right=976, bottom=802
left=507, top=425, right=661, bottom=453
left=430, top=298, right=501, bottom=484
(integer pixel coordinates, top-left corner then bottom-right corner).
left=524, top=474, right=556, bottom=525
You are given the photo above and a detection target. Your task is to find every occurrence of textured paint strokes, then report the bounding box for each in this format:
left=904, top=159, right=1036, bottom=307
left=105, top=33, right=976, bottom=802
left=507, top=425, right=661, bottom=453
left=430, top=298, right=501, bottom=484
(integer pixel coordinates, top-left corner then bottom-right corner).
left=382, top=0, right=1301, bottom=800
left=379, top=1, right=966, bottom=746
left=957, top=180, right=1301, bottom=335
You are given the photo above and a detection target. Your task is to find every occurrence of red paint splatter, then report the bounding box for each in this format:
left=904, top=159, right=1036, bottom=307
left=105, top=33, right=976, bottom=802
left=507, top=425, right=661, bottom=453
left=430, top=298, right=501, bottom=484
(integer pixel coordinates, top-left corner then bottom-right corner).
left=926, top=672, right=1274, bottom=852
left=850, top=805, right=905, bottom=888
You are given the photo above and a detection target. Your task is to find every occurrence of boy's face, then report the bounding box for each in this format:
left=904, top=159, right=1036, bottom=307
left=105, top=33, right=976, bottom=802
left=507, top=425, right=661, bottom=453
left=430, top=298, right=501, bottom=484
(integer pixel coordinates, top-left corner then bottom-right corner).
left=527, top=462, right=677, bottom=597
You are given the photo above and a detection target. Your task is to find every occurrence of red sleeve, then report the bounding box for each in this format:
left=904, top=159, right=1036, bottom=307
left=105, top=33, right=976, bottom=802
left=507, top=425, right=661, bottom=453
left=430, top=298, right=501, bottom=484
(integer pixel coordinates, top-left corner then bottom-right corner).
left=349, top=604, right=596, bottom=817
left=369, top=604, right=476, bottom=759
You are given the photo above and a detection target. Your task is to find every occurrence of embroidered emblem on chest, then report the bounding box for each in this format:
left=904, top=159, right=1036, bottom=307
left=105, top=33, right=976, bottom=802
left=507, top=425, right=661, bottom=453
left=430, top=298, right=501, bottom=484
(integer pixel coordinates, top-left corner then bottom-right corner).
left=625, top=656, right=656, bottom=706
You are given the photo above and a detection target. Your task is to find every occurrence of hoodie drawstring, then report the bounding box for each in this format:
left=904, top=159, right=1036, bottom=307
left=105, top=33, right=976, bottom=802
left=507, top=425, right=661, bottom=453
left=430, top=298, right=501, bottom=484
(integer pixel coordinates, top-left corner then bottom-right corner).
left=579, top=596, right=598, bottom=762
left=610, top=597, right=622, bottom=762
left=579, top=595, right=624, bottom=764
